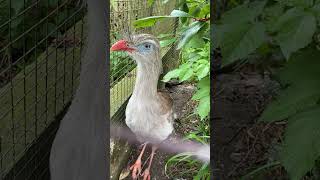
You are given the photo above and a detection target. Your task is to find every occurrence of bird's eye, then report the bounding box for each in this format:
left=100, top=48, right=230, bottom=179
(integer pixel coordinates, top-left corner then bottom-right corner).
left=144, top=44, right=151, bottom=49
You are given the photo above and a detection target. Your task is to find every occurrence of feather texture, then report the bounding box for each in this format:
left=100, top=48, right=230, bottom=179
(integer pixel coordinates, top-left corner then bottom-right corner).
left=125, top=34, right=174, bottom=144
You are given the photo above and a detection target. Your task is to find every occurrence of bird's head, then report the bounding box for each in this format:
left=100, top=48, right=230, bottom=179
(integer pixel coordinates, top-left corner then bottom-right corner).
left=110, top=34, right=161, bottom=64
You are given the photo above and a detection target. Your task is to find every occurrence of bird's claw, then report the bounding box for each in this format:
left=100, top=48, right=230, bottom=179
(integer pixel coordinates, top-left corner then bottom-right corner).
left=139, top=142, right=148, bottom=149
left=130, top=160, right=142, bottom=179
left=141, top=169, right=151, bottom=180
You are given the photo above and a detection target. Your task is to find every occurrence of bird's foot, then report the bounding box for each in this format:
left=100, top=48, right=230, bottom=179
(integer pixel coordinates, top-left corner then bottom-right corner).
left=141, top=169, right=151, bottom=180
left=139, top=142, right=148, bottom=149
left=130, top=159, right=142, bottom=179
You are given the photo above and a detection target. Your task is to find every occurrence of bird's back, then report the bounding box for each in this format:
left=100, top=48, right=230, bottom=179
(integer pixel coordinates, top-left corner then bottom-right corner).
left=157, top=89, right=174, bottom=119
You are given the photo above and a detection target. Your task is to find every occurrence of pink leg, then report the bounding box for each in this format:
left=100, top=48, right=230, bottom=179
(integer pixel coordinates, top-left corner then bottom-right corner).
left=141, top=145, right=157, bottom=180
left=130, top=143, right=147, bottom=179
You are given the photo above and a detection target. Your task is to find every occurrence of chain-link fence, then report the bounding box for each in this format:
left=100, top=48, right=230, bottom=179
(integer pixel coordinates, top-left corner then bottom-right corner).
left=0, top=0, right=86, bottom=179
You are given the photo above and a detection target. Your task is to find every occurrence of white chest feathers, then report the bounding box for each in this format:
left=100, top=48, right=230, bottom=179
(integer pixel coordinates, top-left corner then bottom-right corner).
left=125, top=96, right=173, bottom=144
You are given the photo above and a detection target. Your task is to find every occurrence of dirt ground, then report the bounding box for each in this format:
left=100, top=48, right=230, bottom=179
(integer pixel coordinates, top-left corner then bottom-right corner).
left=119, top=83, right=201, bottom=180
left=212, top=66, right=289, bottom=180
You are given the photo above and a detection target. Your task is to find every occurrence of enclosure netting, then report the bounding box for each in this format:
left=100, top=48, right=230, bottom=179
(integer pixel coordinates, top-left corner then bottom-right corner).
left=0, top=0, right=86, bottom=179
left=0, top=0, right=181, bottom=179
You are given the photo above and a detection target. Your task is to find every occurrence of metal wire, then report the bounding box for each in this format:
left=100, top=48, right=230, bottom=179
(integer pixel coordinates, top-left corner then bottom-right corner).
left=0, top=0, right=86, bottom=178
left=0, top=0, right=181, bottom=178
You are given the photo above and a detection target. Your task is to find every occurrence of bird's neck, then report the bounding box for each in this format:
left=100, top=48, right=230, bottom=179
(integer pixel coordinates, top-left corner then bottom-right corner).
left=132, top=61, right=162, bottom=98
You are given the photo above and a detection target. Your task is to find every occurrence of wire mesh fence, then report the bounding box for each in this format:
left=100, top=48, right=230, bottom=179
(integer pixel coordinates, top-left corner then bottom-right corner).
left=110, top=0, right=179, bottom=118
left=0, top=0, right=86, bottom=179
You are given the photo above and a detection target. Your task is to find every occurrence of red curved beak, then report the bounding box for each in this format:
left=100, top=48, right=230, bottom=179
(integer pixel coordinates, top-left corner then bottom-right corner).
left=110, top=40, right=135, bottom=52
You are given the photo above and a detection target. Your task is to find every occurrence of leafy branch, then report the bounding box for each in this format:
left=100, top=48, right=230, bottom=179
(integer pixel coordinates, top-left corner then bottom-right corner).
left=214, top=0, right=320, bottom=179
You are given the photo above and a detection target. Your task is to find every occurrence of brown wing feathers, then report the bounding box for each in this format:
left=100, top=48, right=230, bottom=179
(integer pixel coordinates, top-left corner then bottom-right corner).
left=157, top=89, right=173, bottom=115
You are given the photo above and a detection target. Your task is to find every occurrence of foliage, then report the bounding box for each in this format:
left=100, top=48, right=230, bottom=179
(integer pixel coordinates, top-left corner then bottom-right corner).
left=110, top=51, right=134, bottom=82
left=134, top=1, right=210, bottom=50
left=134, top=0, right=210, bottom=179
left=162, top=43, right=210, bottom=120
left=214, top=0, right=320, bottom=179
left=135, top=0, right=210, bottom=120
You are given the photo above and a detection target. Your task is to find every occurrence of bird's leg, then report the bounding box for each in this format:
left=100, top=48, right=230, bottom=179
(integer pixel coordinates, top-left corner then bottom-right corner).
left=141, top=145, right=157, bottom=180
left=130, top=142, right=147, bottom=179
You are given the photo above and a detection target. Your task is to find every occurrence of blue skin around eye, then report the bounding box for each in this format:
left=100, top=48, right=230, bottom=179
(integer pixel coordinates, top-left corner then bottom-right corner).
left=137, top=43, right=153, bottom=54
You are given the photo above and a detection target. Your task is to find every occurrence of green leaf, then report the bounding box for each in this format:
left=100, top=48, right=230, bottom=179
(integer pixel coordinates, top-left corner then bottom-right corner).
left=162, top=69, right=181, bottom=82
left=280, top=106, right=320, bottom=180
left=199, top=4, right=210, bottom=18
left=257, top=42, right=272, bottom=56
left=185, top=133, right=207, bottom=144
left=197, top=95, right=210, bottom=120
left=134, top=9, right=193, bottom=28
left=191, top=6, right=201, bottom=17
left=160, top=38, right=176, bottom=47
left=180, top=68, right=193, bottom=82
left=259, top=84, right=320, bottom=122
left=177, top=22, right=205, bottom=49
left=221, top=0, right=266, bottom=24
left=179, top=3, right=189, bottom=24
left=193, top=75, right=210, bottom=120
left=278, top=0, right=314, bottom=8
left=273, top=8, right=316, bottom=59
left=197, top=59, right=209, bottom=64
left=176, top=0, right=186, bottom=7
left=195, top=163, right=210, bottom=180
left=198, top=76, right=210, bottom=89
left=196, top=66, right=209, bottom=80
left=134, top=16, right=168, bottom=28
left=217, top=22, right=266, bottom=66
left=188, top=52, right=201, bottom=62
left=259, top=47, right=320, bottom=122
left=178, top=63, right=192, bottom=81
left=197, top=51, right=208, bottom=57
left=170, top=9, right=192, bottom=17
left=185, top=34, right=205, bottom=48
left=263, top=3, right=285, bottom=31
left=147, top=0, right=154, bottom=7
left=276, top=48, right=320, bottom=83
left=192, top=86, right=209, bottom=100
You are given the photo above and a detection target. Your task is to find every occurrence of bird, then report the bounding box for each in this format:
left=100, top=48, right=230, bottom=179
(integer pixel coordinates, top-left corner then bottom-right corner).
left=111, top=34, right=175, bottom=180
